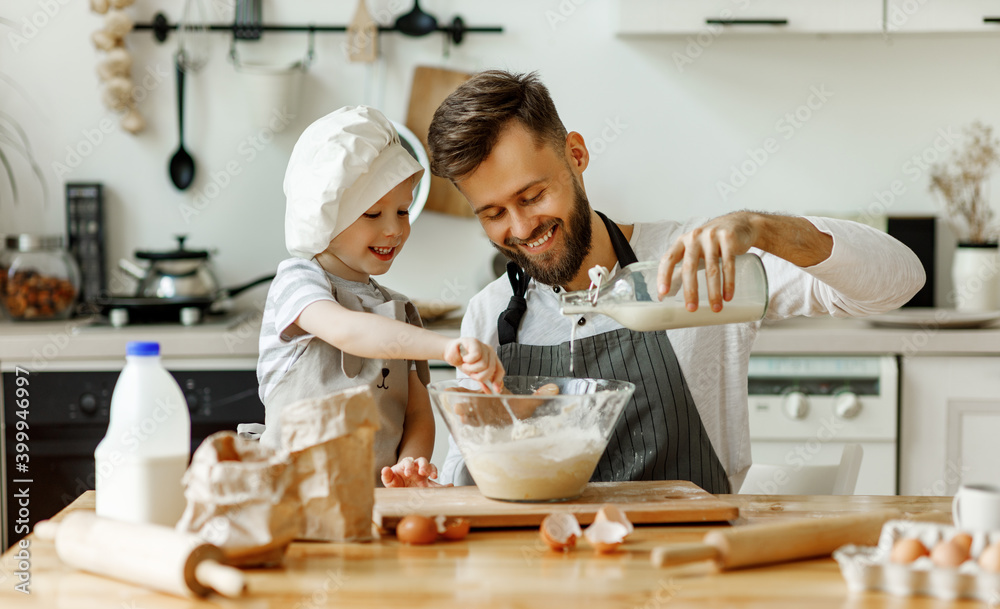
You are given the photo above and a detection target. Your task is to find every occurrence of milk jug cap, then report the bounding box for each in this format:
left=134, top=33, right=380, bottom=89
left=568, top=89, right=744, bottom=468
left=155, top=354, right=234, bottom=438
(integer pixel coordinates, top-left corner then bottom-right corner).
left=126, top=341, right=160, bottom=356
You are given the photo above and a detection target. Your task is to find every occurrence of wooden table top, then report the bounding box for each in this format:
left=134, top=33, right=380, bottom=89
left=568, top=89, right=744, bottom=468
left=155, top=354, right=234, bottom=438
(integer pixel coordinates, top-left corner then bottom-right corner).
left=0, top=490, right=981, bottom=608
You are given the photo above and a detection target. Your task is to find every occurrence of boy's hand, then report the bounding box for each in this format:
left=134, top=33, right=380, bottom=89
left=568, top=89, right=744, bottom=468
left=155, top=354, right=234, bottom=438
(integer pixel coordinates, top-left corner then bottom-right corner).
left=445, top=338, right=505, bottom=393
left=381, top=457, right=449, bottom=488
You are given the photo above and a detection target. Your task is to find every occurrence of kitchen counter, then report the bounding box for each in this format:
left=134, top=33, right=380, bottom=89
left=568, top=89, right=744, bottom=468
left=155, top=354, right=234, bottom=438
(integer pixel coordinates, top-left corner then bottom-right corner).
left=2, top=313, right=1000, bottom=363
left=753, top=315, right=1000, bottom=355
left=0, top=491, right=970, bottom=608
left=0, top=312, right=262, bottom=363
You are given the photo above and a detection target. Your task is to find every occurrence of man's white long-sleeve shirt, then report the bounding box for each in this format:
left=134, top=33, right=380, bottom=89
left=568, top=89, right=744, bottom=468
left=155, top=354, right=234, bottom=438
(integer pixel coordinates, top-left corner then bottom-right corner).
left=442, top=216, right=925, bottom=491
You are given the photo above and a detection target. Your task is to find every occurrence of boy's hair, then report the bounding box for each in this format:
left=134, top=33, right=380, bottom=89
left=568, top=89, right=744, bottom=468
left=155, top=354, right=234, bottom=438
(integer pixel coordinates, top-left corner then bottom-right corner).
left=427, top=70, right=568, bottom=182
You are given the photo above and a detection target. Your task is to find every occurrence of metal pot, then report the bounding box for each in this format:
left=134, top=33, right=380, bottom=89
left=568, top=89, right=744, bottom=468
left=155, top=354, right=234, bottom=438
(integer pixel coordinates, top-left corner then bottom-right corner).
left=119, top=235, right=219, bottom=298
left=119, top=235, right=273, bottom=301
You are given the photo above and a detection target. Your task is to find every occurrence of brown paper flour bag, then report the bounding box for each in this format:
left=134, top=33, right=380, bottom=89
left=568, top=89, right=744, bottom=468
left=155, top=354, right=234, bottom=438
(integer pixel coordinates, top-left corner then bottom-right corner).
left=176, top=432, right=301, bottom=566
left=280, top=385, right=379, bottom=542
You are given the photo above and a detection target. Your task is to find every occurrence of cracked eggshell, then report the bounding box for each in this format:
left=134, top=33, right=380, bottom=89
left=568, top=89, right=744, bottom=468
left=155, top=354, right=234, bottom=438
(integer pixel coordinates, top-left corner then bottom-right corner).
left=540, top=513, right=582, bottom=552
left=584, top=520, right=629, bottom=554
left=90, top=0, right=110, bottom=14
left=109, top=0, right=135, bottom=7
left=593, top=505, right=634, bottom=537
left=435, top=515, right=470, bottom=541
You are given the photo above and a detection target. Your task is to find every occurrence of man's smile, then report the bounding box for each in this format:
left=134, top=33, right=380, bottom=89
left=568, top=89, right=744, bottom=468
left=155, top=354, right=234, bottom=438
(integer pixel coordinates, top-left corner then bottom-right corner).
left=509, top=223, right=559, bottom=255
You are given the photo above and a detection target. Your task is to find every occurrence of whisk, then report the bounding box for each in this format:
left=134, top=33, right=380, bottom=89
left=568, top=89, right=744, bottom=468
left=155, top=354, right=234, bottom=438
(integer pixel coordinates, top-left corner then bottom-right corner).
left=176, top=0, right=211, bottom=72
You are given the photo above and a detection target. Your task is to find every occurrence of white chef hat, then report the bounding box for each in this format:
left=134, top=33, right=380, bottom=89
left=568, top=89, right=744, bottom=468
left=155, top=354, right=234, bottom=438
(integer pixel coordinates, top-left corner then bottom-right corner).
left=283, top=106, right=425, bottom=259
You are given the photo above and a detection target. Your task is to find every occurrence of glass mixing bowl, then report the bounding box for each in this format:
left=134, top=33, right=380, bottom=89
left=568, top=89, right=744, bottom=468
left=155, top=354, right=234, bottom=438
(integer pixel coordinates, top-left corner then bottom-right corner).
left=427, top=376, right=635, bottom=502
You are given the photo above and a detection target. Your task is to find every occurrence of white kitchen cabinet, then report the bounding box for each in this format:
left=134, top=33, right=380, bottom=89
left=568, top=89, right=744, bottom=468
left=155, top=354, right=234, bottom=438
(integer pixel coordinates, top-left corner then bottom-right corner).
left=899, top=356, right=1000, bottom=496
left=885, top=0, right=1000, bottom=33
left=618, top=0, right=885, bottom=35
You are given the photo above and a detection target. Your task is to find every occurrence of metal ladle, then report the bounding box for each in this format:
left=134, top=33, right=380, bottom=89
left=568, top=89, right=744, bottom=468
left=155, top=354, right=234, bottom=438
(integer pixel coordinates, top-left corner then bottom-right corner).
left=394, top=0, right=437, bottom=36
left=168, top=52, right=195, bottom=190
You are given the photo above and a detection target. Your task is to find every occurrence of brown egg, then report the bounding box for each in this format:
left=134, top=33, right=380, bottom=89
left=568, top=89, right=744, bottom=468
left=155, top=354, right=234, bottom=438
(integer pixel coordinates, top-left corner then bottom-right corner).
left=533, top=383, right=560, bottom=396
left=889, top=538, right=929, bottom=564
left=436, top=516, right=471, bottom=541
left=540, top=513, right=582, bottom=552
left=931, top=540, right=969, bottom=568
left=951, top=532, right=974, bottom=555
left=979, top=542, right=1000, bottom=572
left=396, top=515, right=438, bottom=545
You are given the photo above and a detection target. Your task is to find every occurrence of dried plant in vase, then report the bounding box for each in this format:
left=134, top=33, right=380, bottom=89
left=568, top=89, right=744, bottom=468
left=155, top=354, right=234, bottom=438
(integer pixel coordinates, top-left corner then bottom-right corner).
left=929, top=121, right=1000, bottom=245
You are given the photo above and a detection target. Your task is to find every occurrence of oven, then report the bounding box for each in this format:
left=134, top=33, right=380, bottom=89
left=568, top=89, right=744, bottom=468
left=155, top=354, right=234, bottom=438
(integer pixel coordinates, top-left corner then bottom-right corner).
left=1, top=357, right=263, bottom=550
left=744, top=355, right=899, bottom=495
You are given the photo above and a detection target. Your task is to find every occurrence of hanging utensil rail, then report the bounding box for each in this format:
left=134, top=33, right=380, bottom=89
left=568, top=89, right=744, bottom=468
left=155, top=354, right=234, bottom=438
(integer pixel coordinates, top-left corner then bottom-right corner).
left=135, top=12, right=502, bottom=46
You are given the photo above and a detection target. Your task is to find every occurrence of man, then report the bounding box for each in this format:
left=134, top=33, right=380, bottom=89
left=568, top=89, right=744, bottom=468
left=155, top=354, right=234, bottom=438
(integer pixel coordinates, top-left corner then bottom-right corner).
left=427, top=70, right=924, bottom=493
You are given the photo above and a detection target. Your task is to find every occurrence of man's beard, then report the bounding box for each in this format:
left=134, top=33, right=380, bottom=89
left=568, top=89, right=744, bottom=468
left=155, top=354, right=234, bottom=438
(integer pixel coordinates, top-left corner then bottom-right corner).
left=493, top=180, right=593, bottom=287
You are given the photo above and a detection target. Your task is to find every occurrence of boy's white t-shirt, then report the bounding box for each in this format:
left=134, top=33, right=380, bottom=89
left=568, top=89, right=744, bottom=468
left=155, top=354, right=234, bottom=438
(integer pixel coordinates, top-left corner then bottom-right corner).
left=256, top=257, right=398, bottom=403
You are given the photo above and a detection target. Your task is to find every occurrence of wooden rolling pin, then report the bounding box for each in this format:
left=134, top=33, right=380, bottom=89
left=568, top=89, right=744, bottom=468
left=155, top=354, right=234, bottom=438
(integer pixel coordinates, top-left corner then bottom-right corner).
left=34, top=511, right=245, bottom=598
left=652, top=509, right=904, bottom=570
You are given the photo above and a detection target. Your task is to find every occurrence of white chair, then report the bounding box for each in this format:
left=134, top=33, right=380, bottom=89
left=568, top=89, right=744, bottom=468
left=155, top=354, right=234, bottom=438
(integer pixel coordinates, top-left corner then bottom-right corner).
left=739, top=444, right=864, bottom=495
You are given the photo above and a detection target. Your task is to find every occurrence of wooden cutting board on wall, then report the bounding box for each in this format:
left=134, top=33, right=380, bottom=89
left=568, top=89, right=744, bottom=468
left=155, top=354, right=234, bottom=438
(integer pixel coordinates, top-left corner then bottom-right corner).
left=405, top=66, right=475, bottom=218
left=374, top=480, right=739, bottom=529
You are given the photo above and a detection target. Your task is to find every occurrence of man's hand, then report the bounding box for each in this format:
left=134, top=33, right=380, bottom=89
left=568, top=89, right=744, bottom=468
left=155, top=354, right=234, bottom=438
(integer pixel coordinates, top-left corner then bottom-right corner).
left=657, top=212, right=758, bottom=313
left=657, top=212, right=834, bottom=313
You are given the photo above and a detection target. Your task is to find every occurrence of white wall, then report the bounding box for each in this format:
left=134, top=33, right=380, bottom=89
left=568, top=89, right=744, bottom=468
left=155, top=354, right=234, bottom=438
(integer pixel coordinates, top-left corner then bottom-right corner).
left=2, top=0, right=998, bottom=307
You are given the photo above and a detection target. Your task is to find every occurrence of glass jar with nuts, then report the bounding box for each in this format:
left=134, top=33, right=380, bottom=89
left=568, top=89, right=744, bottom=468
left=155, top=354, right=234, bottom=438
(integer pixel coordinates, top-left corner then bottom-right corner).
left=1, top=234, right=81, bottom=321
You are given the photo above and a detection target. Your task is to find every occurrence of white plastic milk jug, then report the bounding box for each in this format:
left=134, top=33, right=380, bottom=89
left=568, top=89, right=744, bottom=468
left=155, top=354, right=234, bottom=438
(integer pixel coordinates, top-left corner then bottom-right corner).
left=94, top=341, right=191, bottom=525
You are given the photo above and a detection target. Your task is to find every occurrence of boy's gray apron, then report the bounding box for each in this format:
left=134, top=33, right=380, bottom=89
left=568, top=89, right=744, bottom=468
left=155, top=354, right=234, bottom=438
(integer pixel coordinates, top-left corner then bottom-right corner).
left=452, top=211, right=730, bottom=494
left=259, top=280, right=430, bottom=483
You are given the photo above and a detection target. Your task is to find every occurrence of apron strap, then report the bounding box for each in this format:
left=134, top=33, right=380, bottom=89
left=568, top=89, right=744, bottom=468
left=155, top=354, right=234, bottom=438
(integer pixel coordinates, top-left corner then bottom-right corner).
left=498, top=261, right=531, bottom=346
left=595, top=210, right=638, bottom=266
left=497, top=210, right=637, bottom=345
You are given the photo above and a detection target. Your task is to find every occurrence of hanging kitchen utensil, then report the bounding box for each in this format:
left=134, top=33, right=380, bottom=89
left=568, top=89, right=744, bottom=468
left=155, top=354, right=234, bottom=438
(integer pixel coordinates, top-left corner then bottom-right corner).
left=176, top=0, right=211, bottom=72
left=233, top=0, right=262, bottom=40
left=404, top=66, right=474, bottom=217
left=346, top=0, right=378, bottom=62
left=230, top=28, right=313, bottom=128
left=168, top=52, right=196, bottom=190
left=395, top=0, right=438, bottom=36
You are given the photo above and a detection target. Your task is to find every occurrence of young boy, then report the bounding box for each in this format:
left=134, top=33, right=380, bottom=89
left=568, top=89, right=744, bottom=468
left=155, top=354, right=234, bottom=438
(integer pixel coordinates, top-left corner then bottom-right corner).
left=257, top=106, right=504, bottom=487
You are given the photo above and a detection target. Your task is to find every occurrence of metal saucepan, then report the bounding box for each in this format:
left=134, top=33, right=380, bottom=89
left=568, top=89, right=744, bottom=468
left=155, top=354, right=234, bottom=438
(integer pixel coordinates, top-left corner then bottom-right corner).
left=105, top=236, right=274, bottom=325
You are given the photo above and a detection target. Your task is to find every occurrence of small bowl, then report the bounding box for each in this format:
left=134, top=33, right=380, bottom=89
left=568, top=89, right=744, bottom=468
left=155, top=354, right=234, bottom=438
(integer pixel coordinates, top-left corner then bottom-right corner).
left=427, top=376, right=635, bottom=502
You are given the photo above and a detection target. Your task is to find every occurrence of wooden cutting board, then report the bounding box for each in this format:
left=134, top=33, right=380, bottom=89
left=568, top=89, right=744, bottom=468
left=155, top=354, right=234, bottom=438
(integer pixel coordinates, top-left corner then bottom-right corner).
left=374, top=481, right=738, bottom=529
left=404, top=65, right=474, bottom=218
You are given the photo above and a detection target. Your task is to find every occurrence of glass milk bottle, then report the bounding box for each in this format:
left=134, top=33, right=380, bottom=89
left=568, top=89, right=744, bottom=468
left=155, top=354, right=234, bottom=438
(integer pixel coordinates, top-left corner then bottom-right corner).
left=95, top=341, right=191, bottom=525
left=560, top=254, right=768, bottom=331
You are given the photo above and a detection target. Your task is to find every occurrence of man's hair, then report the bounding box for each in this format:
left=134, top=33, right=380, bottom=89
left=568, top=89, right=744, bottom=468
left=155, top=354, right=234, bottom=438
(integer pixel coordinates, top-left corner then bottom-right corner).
left=428, top=70, right=568, bottom=181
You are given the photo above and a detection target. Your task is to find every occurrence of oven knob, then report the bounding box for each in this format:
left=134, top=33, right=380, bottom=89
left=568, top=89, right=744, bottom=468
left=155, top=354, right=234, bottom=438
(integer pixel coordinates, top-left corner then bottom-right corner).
left=185, top=392, right=200, bottom=412
left=834, top=392, right=862, bottom=419
left=79, top=393, right=98, bottom=416
left=783, top=391, right=809, bottom=420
